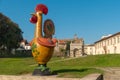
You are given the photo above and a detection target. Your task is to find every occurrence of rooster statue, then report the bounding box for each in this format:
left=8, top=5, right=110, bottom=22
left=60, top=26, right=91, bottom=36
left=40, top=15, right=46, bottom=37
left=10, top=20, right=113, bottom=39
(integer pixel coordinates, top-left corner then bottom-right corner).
left=30, top=4, right=57, bottom=75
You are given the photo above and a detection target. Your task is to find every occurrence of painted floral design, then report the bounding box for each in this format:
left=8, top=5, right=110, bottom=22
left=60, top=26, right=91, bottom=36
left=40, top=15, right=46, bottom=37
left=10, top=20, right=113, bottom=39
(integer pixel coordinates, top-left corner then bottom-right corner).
left=31, top=43, right=40, bottom=58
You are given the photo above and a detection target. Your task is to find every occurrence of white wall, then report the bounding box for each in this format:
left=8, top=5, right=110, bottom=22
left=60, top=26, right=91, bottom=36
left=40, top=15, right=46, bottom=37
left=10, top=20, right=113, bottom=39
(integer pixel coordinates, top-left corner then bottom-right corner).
left=85, top=45, right=95, bottom=55
left=95, top=33, right=120, bottom=54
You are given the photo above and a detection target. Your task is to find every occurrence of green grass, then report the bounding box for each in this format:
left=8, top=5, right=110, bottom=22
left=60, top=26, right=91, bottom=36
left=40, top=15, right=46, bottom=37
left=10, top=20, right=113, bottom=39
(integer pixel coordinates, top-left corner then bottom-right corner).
left=48, top=54, right=120, bottom=78
left=0, top=57, right=36, bottom=75
left=0, top=54, right=120, bottom=78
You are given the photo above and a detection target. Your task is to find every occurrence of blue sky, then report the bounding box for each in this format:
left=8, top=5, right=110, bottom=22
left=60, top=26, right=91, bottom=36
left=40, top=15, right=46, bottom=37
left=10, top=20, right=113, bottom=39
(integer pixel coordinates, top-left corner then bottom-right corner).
left=0, top=0, right=120, bottom=44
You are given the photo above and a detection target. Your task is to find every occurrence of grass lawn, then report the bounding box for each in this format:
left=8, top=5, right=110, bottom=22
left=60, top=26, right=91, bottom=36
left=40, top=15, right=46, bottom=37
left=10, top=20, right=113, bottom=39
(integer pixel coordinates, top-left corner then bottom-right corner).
left=0, top=57, right=35, bottom=75
left=0, top=54, right=120, bottom=78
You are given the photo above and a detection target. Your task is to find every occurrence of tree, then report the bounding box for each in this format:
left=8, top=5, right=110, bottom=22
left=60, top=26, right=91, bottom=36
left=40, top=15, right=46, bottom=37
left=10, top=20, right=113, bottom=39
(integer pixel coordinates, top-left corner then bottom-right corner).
left=65, top=41, right=71, bottom=57
left=0, top=13, right=23, bottom=54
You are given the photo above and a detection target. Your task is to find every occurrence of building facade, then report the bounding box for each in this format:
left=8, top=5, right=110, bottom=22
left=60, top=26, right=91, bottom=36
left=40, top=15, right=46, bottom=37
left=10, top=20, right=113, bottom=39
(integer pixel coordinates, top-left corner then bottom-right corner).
left=70, top=38, right=84, bottom=57
left=94, top=32, right=120, bottom=54
left=85, top=32, right=120, bottom=55
left=55, top=32, right=120, bottom=56
left=84, top=44, right=95, bottom=55
left=20, top=40, right=31, bottom=50
left=54, top=37, right=84, bottom=57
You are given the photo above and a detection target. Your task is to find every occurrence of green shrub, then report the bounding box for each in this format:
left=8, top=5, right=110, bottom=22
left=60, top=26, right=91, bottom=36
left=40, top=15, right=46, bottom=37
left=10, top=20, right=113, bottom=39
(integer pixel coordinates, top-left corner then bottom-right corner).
left=0, top=50, right=32, bottom=58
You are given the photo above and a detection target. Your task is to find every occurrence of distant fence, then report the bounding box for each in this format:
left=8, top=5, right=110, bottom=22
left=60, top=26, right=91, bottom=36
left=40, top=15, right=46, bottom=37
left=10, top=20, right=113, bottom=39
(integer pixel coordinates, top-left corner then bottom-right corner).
left=0, top=50, right=32, bottom=58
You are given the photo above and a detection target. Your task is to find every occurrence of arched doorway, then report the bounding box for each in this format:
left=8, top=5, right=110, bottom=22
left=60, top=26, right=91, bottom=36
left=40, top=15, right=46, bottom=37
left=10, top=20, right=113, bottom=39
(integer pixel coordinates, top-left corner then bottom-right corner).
left=73, top=48, right=79, bottom=57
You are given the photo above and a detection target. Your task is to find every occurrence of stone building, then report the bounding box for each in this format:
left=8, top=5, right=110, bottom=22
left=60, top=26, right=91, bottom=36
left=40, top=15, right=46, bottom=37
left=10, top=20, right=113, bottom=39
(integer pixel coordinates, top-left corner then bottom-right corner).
left=54, top=35, right=84, bottom=57
left=54, top=39, right=70, bottom=57
left=55, top=32, right=120, bottom=56
left=70, top=37, right=84, bottom=57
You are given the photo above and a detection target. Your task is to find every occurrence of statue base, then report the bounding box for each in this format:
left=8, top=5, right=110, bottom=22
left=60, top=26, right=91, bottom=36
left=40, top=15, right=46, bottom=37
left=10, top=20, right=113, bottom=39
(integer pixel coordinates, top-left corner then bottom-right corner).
left=32, top=64, right=57, bottom=76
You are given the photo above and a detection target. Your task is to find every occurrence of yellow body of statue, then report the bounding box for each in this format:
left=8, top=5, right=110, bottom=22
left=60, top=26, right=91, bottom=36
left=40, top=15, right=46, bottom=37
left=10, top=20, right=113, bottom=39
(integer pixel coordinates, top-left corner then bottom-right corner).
left=31, top=39, right=54, bottom=64
left=31, top=11, right=56, bottom=64
left=30, top=4, right=57, bottom=75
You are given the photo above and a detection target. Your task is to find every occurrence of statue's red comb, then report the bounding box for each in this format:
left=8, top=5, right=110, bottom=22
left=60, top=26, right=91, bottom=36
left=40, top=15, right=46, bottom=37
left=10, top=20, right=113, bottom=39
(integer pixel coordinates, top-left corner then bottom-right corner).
left=35, top=4, right=48, bottom=15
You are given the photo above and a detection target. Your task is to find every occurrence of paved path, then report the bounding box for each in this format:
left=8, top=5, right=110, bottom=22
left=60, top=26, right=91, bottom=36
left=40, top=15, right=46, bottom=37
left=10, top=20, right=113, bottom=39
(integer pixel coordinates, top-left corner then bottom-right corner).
left=1, top=67, right=120, bottom=80
left=98, top=67, right=120, bottom=80
left=0, top=73, right=101, bottom=80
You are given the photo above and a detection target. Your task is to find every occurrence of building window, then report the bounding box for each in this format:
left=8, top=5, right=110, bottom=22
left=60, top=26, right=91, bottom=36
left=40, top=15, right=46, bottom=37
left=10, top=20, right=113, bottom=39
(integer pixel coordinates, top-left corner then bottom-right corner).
left=100, top=42, right=101, bottom=48
left=119, top=36, right=120, bottom=43
left=108, top=40, right=109, bottom=46
left=97, top=44, right=98, bottom=49
left=111, top=38, right=113, bottom=45
left=105, top=41, right=106, bottom=46
left=101, top=42, right=103, bottom=46
left=117, top=36, right=119, bottom=43
left=111, top=38, right=112, bottom=45
left=98, top=43, right=100, bottom=48
left=103, top=41, right=105, bottom=46
left=114, top=37, right=116, bottom=44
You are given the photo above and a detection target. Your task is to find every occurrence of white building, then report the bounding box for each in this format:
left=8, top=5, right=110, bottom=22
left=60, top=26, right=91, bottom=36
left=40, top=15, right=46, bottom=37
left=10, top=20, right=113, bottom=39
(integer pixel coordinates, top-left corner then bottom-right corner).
left=84, top=44, right=95, bottom=55
left=20, top=40, right=31, bottom=50
left=24, top=44, right=31, bottom=50
left=94, top=32, right=120, bottom=54
left=85, top=32, right=120, bottom=55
